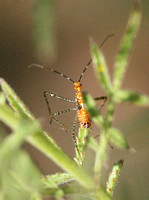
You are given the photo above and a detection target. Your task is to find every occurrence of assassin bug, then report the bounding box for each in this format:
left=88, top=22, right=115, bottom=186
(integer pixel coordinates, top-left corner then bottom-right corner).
left=29, top=34, right=113, bottom=157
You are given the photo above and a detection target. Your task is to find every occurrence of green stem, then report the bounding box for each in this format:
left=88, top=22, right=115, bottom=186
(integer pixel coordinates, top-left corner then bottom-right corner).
left=27, top=130, right=95, bottom=189
left=94, top=131, right=108, bottom=185
left=0, top=104, right=20, bottom=131
left=94, top=97, right=116, bottom=186
left=105, top=99, right=116, bottom=130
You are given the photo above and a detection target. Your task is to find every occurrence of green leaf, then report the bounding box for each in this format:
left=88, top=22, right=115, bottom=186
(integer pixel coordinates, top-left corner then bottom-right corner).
left=106, top=160, right=124, bottom=197
left=107, top=128, right=129, bottom=149
left=83, top=92, right=104, bottom=127
left=43, top=173, right=74, bottom=188
left=75, top=128, right=90, bottom=165
left=0, top=149, right=43, bottom=200
left=91, top=43, right=112, bottom=94
left=10, top=151, right=42, bottom=192
left=0, top=78, right=34, bottom=120
left=0, top=119, right=41, bottom=199
left=116, top=90, right=149, bottom=106
left=113, top=2, right=142, bottom=91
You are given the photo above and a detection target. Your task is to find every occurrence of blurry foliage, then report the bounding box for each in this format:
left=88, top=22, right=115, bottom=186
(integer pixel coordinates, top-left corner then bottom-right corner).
left=33, top=0, right=57, bottom=60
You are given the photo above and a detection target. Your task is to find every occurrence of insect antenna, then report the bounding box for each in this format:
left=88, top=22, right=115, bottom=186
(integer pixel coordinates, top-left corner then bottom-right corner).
left=78, top=34, right=114, bottom=82
left=99, top=33, right=115, bottom=49
left=28, top=64, right=75, bottom=84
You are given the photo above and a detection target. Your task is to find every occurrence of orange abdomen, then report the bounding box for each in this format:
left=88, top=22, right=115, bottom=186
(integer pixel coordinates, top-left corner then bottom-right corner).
left=78, top=107, right=91, bottom=128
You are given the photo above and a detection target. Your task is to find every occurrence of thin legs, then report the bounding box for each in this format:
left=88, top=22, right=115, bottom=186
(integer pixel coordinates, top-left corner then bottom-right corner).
left=43, top=91, right=76, bottom=131
left=94, top=96, right=107, bottom=108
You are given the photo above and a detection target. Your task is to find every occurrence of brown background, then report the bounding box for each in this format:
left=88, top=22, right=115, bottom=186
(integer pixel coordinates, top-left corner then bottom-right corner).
left=0, top=0, right=149, bottom=199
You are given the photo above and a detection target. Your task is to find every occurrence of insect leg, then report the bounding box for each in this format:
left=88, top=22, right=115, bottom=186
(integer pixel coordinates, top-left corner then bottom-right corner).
left=52, top=116, right=69, bottom=133
left=43, top=91, right=75, bottom=123
left=52, top=108, right=77, bottom=118
left=50, top=108, right=77, bottom=132
left=44, top=91, right=75, bottom=103
left=72, top=115, right=78, bottom=151
left=94, top=96, right=107, bottom=108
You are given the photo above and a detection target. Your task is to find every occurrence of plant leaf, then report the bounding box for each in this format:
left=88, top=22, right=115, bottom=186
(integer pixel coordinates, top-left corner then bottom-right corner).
left=106, top=160, right=124, bottom=197
left=91, top=43, right=112, bottom=94
left=107, top=128, right=129, bottom=149
left=75, top=128, right=90, bottom=165
left=43, top=173, right=74, bottom=188
left=113, top=1, right=142, bottom=91
left=116, top=90, right=149, bottom=106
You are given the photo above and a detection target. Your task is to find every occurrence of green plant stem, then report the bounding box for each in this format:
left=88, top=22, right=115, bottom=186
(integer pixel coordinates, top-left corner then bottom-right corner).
left=75, top=128, right=90, bottom=165
left=105, top=99, right=116, bottom=130
left=94, top=98, right=116, bottom=185
left=0, top=104, right=20, bottom=131
left=94, top=130, right=108, bottom=184
left=27, top=132, right=95, bottom=189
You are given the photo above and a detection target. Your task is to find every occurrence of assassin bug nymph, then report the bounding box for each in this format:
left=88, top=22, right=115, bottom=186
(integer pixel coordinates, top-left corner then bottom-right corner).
left=29, top=34, right=113, bottom=156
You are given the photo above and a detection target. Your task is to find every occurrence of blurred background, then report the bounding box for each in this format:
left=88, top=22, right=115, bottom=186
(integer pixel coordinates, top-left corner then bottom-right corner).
left=0, top=0, right=149, bottom=199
